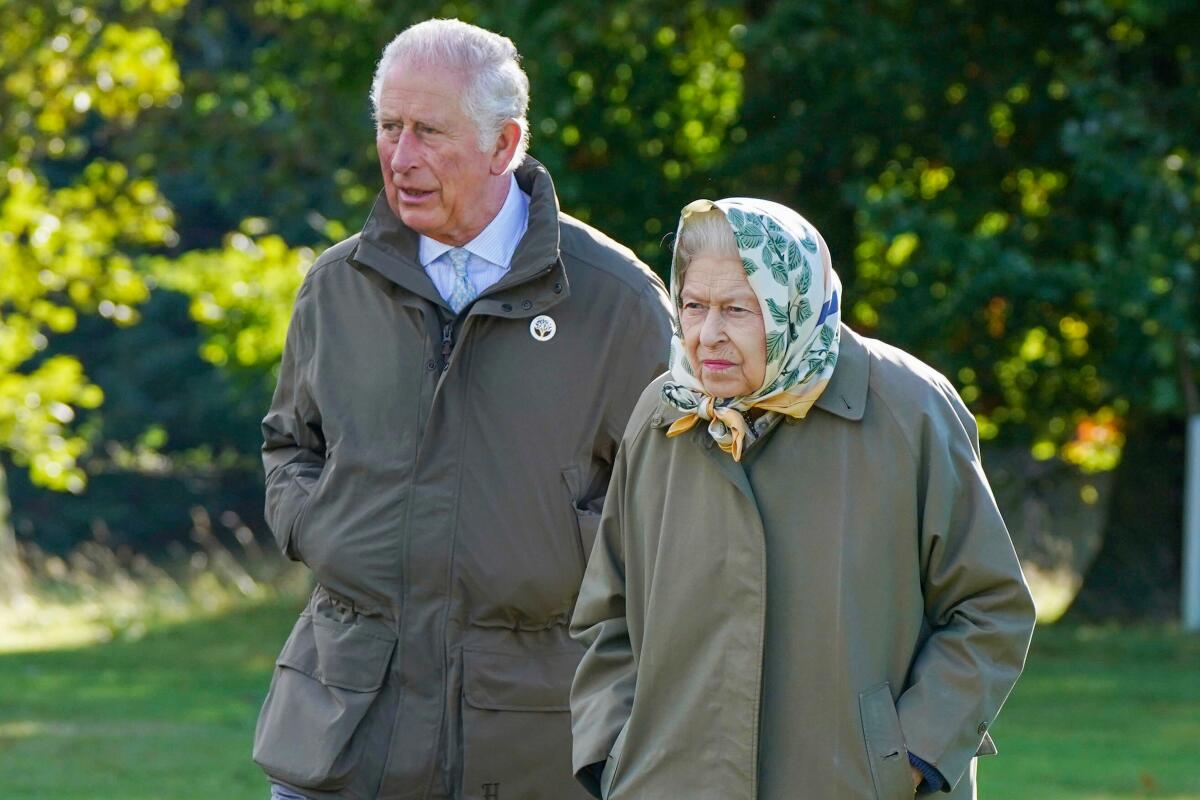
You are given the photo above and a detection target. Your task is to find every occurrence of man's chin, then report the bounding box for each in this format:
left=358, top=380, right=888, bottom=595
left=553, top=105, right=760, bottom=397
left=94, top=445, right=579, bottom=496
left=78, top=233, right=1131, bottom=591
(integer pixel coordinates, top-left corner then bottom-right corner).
left=396, top=208, right=440, bottom=237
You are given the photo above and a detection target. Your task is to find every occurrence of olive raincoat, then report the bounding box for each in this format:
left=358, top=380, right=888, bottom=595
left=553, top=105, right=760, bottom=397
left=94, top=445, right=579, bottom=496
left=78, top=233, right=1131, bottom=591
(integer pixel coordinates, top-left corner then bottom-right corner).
left=253, top=158, right=672, bottom=800
left=570, top=327, right=1036, bottom=799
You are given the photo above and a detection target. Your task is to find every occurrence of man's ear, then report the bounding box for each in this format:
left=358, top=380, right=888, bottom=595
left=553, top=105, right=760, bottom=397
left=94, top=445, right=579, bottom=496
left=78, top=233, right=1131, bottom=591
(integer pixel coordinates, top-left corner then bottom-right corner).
left=489, top=120, right=523, bottom=175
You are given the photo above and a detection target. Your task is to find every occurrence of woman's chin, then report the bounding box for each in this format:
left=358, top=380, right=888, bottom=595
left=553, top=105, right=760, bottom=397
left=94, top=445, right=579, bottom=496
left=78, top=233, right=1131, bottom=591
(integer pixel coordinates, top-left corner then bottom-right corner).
left=700, top=379, right=748, bottom=399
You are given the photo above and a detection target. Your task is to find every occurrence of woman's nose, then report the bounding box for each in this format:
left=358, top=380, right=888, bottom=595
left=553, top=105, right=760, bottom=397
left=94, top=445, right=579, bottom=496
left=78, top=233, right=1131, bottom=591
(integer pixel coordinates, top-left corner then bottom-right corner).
left=699, top=309, right=726, bottom=346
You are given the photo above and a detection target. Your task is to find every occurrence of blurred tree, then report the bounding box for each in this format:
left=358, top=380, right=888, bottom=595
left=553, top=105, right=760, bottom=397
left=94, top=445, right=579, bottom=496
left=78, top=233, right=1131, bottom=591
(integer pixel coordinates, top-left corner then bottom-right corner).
left=4, top=1, right=1197, bottom=617
left=728, top=0, right=1199, bottom=614
left=732, top=0, right=1199, bottom=453
left=0, top=0, right=184, bottom=592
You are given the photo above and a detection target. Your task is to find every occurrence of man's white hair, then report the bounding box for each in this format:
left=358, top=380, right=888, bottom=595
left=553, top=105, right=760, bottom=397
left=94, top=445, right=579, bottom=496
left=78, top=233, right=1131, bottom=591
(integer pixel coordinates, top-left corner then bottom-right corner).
left=371, top=19, right=531, bottom=172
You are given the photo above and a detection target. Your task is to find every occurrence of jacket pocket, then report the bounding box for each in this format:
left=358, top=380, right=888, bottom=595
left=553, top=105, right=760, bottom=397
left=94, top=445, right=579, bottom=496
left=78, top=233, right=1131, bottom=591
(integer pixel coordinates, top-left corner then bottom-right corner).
left=253, top=606, right=397, bottom=790
left=859, top=682, right=914, bottom=800
left=562, top=467, right=603, bottom=572
left=460, top=648, right=589, bottom=800
left=265, top=464, right=321, bottom=561
left=574, top=508, right=602, bottom=567
left=599, top=720, right=630, bottom=799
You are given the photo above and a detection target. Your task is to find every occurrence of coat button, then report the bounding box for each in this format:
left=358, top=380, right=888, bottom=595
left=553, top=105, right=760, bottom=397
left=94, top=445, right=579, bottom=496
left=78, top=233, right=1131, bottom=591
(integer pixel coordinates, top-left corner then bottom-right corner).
left=977, top=721, right=988, bottom=735
left=553, top=281, right=563, bottom=293
left=521, top=299, right=533, bottom=310
left=501, top=303, right=513, bottom=312
left=425, top=359, right=436, bottom=371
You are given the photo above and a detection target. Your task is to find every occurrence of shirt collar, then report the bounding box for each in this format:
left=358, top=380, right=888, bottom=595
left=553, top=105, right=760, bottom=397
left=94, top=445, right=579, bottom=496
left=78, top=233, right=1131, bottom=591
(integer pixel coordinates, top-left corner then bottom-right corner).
left=418, top=174, right=529, bottom=269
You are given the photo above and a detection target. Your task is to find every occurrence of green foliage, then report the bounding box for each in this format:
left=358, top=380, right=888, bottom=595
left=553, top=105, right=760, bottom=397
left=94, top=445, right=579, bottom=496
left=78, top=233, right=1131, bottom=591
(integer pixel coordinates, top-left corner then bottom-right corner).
left=1, top=0, right=1198, bottom=548
left=0, top=1, right=181, bottom=490
left=731, top=0, right=1200, bottom=454
left=152, top=223, right=315, bottom=377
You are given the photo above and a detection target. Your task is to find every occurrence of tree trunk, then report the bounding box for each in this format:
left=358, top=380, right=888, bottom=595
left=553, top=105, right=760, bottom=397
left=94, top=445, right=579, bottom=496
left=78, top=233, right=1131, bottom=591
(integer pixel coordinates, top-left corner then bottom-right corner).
left=1067, top=416, right=1185, bottom=621
left=0, top=461, right=28, bottom=602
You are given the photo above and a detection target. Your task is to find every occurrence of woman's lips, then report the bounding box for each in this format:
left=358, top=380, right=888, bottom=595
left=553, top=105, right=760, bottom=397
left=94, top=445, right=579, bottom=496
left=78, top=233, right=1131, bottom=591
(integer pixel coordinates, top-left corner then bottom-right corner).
left=702, top=360, right=736, bottom=371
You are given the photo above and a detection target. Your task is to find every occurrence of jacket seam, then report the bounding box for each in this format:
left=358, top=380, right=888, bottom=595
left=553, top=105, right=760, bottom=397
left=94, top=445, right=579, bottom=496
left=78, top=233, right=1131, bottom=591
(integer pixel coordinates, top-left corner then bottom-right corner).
left=867, top=381, right=921, bottom=465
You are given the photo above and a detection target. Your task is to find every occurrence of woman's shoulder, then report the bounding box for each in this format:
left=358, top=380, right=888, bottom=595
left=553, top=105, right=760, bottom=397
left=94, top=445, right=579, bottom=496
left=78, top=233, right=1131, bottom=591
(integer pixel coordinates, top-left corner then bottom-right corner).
left=849, top=329, right=976, bottom=436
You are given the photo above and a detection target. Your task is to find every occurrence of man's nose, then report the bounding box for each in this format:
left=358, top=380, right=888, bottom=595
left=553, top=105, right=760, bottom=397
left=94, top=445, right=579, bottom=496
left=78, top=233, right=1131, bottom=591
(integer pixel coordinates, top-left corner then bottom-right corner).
left=390, top=129, right=419, bottom=173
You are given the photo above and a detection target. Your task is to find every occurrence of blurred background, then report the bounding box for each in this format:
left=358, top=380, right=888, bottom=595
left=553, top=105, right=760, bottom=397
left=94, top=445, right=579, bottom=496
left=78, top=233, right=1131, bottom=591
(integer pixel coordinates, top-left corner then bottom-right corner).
left=1, top=1, right=1197, bottom=798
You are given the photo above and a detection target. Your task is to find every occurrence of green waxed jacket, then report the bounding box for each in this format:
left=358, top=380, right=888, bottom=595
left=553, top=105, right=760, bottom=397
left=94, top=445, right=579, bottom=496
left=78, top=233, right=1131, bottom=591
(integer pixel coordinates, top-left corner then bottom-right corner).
left=570, top=326, right=1036, bottom=800
left=252, top=158, right=672, bottom=800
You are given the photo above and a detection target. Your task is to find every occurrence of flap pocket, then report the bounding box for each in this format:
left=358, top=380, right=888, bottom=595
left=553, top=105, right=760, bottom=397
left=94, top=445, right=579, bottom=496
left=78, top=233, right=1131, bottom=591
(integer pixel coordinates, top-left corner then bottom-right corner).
left=293, top=613, right=396, bottom=692
left=463, top=648, right=580, bottom=712
left=255, top=611, right=397, bottom=790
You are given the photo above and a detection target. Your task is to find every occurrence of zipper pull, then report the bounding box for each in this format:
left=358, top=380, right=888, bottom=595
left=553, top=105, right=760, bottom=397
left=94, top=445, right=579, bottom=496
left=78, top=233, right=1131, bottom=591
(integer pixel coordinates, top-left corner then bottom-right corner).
left=441, top=321, right=454, bottom=370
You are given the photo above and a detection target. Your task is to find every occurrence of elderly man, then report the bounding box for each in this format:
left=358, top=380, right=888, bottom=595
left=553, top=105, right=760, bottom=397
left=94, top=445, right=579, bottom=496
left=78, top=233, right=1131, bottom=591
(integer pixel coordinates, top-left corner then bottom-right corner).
left=252, top=19, right=671, bottom=800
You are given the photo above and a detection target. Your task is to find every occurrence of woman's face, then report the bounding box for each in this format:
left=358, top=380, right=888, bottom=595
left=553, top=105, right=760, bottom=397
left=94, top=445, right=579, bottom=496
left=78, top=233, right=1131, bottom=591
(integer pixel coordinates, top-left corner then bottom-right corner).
left=680, top=255, right=767, bottom=398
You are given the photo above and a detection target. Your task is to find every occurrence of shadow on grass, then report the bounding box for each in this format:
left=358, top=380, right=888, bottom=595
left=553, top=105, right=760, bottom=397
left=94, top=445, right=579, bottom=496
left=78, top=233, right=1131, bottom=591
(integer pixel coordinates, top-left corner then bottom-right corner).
left=0, top=598, right=304, bottom=800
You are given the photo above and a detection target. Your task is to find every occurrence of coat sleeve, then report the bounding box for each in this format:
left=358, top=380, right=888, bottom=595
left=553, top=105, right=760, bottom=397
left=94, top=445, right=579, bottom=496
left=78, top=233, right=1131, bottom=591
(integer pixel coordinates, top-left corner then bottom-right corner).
left=600, top=281, right=673, bottom=452
left=896, top=377, right=1037, bottom=792
left=570, top=444, right=636, bottom=798
left=261, top=281, right=326, bottom=562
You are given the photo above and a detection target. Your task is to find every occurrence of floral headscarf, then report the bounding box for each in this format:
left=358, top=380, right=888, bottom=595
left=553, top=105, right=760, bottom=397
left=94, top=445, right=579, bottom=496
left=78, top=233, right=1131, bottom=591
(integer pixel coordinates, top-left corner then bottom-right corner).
left=662, top=198, right=842, bottom=461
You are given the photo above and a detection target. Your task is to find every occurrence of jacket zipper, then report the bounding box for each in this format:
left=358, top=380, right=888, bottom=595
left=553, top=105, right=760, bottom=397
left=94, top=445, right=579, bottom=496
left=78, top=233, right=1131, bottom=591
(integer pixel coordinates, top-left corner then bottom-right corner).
left=440, top=321, right=454, bottom=371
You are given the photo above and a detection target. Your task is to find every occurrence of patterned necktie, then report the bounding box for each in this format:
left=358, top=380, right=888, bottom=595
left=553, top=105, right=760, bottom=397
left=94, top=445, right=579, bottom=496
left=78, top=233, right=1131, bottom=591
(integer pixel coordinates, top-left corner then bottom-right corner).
left=446, top=248, right=475, bottom=314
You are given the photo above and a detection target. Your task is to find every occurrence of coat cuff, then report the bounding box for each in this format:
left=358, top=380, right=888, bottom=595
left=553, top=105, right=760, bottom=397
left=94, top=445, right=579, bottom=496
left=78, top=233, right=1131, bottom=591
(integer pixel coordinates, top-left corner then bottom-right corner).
left=908, top=752, right=946, bottom=794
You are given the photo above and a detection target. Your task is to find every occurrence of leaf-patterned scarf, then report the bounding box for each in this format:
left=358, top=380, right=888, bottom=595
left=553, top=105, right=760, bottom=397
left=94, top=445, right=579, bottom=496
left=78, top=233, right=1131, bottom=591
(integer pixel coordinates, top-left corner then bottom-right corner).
left=662, top=198, right=842, bottom=461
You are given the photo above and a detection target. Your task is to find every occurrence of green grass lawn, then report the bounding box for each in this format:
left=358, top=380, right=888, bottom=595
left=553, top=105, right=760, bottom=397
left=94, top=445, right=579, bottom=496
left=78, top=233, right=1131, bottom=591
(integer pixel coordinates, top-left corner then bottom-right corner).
left=1, top=602, right=1197, bottom=799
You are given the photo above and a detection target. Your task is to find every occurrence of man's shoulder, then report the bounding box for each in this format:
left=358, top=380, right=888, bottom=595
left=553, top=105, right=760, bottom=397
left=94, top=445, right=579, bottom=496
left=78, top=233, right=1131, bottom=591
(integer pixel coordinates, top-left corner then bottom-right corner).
left=622, top=371, right=672, bottom=446
left=304, top=233, right=363, bottom=284
left=557, top=212, right=664, bottom=299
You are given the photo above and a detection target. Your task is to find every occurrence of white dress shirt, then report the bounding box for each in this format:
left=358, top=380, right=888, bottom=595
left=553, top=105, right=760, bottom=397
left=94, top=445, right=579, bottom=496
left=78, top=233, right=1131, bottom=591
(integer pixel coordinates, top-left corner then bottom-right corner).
left=418, top=174, right=530, bottom=304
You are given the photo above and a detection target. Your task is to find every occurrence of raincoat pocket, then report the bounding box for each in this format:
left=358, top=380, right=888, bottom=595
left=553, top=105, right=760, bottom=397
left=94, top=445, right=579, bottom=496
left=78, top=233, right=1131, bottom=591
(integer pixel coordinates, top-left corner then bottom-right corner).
left=253, top=609, right=397, bottom=790
left=460, top=647, right=587, bottom=800
left=599, top=720, right=630, bottom=799
left=859, top=682, right=914, bottom=800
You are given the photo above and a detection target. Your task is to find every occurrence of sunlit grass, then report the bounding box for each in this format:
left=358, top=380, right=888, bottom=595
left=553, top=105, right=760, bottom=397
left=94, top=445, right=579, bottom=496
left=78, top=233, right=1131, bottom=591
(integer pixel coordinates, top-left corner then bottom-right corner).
left=980, top=624, right=1200, bottom=799
left=0, top=523, right=308, bottom=652
left=1, top=545, right=1197, bottom=799
left=0, top=598, right=305, bottom=800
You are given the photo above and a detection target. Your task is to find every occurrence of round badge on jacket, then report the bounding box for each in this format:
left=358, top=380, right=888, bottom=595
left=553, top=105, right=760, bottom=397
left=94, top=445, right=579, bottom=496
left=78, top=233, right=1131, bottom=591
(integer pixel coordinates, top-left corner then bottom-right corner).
left=530, top=315, right=556, bottom=342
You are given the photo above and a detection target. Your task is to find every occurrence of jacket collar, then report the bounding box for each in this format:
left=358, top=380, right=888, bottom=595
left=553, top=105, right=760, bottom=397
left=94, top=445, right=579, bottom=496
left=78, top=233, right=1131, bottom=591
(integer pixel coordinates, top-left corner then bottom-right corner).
left=810, top=324, right=868, bottom=421
left=650, top=323, right=869, bottom=429
left=351, top=157, right=569, bottom=316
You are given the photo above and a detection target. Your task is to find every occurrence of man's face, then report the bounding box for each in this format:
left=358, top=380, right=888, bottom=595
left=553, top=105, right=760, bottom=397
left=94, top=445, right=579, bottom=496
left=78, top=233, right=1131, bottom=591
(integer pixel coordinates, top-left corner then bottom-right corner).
left=680, top=255, right=767, bottom=398
left=375, top=59, right=504, bottom=245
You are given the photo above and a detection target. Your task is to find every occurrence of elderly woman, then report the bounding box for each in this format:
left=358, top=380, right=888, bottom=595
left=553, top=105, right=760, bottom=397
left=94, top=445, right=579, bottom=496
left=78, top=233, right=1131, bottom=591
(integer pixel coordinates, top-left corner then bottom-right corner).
left=569, top=198, right=1036, bottom=799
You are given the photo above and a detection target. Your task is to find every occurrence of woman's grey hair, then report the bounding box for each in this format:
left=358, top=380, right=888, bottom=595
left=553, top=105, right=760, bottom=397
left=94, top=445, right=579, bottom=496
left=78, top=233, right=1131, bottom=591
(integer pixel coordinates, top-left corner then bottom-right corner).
left=674, top=205, right=740, bottom=284
left=370, top=19, right=531, bottom=172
